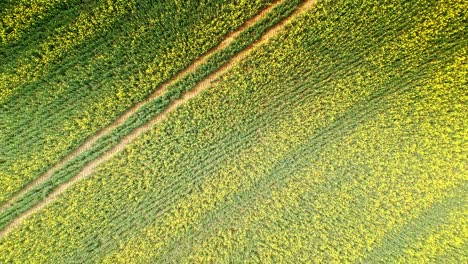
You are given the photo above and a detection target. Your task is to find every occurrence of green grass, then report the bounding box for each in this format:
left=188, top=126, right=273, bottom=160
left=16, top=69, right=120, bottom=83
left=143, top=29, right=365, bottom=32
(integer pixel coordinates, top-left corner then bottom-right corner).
left=0, top=0, right=466, bottom=262
left=0, top=0, right=275, bottom=204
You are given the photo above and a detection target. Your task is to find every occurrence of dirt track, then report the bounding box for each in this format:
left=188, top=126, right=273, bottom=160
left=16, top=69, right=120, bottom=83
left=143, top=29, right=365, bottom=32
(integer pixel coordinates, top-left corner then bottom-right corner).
left=0, top=0, right=287, bottom=214
left=0, top=0, right=317, bottom=238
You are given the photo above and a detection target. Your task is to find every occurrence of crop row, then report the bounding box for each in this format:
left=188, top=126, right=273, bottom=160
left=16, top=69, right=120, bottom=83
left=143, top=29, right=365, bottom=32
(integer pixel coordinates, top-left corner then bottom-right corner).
left=1, top=0, right=466, bottom=262
left=102, top=0, right=468, bottom=259
left=0, top=0, right=137, bottom=101
left=0, top=0, right=275, bottom=204
left=0, top=0, right=303, bottom=236
left=0, top=0, right=75, bottom=45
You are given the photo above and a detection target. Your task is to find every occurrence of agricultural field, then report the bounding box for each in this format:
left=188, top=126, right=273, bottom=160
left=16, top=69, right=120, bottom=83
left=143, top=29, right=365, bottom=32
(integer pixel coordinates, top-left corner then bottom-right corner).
left=0, top=0, right=467, bottom=263
left=0, top=0, right=275, bottom=204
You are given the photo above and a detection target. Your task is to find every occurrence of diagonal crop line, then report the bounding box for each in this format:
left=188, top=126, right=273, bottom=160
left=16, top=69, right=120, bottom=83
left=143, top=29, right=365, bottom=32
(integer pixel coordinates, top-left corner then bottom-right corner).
left=0, top=0, right=317, bottom=238
left=0, top=0, right=305, bottom=233
left=0, top=0, right=286, bottom=213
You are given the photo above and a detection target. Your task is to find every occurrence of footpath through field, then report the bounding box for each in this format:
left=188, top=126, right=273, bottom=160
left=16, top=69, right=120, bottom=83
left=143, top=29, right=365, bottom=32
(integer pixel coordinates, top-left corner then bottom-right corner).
left=0, top=0, right=317, bottom=238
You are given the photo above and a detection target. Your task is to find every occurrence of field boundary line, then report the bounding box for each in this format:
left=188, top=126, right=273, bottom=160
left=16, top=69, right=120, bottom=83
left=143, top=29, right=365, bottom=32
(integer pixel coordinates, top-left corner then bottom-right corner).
left=0, top=0, right=285, bottom=213
left=0, top=0, right=317, bottom=238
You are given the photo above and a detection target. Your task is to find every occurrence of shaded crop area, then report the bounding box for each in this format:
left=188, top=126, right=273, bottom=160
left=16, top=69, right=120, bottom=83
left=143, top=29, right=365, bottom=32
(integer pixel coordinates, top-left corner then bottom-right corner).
left=0, top=0, right=466, bottom=262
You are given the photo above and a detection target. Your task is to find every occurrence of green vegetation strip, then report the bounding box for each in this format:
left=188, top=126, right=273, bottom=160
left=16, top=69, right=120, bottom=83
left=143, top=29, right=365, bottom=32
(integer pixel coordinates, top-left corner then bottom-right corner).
left=0, top=0, right=302, bottom=232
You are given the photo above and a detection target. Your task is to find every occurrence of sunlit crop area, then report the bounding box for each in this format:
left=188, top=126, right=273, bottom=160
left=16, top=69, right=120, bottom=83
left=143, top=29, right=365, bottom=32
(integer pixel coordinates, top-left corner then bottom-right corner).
left=0, top=0, right=466, bottom=262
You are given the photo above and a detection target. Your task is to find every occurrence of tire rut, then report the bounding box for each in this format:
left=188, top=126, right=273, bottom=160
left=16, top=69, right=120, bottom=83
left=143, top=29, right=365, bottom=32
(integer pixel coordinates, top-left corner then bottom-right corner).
left=0, top=0, right=317, bottom=238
